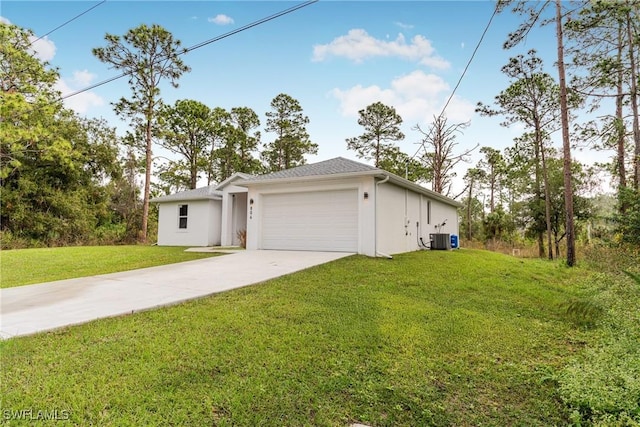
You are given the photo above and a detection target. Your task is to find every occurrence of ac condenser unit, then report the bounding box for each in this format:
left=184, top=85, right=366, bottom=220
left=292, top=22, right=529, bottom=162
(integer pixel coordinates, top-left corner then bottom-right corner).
left=430, top=233, right=451, bottom=250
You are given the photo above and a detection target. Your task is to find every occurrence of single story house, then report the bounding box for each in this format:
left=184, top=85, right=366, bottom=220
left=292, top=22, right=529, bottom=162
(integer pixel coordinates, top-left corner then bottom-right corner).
left=151, top=157, right=462, bottom=256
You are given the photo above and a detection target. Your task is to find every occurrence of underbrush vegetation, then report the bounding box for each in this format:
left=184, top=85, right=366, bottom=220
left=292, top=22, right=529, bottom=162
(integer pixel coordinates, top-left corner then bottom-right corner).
left=557, top=244, right=640, bottom=425
left=1, top=249, right=601, bottom=425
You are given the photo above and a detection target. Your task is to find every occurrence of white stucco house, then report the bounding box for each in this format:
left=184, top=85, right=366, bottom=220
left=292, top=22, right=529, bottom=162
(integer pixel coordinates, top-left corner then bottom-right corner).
left=151, top=157, right=462, bottom=256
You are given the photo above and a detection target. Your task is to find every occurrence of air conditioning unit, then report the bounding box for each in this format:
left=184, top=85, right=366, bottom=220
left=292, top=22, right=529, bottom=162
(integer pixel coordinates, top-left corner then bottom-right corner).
left=430, top=233, right=451, bottom=250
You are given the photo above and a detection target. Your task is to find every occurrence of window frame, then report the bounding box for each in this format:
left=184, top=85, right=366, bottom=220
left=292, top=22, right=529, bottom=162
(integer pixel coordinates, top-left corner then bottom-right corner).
left=178, top=204, right=188, bottom=230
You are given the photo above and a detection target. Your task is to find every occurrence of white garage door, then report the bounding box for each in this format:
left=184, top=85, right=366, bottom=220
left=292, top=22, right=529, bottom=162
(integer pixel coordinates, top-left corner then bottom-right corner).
left=261, top=189, right=359, bottom=252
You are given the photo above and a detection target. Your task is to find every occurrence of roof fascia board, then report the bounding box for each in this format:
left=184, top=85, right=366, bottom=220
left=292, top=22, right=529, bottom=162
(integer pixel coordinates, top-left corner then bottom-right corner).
left=234, top=170, right=382, bottom=186
left=151, top=193, right=222, bottom=203
left=215, top=172, right=254, bottom=190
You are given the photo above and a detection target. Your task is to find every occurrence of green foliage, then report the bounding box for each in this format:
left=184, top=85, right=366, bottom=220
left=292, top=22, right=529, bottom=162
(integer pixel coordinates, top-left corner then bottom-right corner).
left=0, top=23, right=140, bottom=248
left=262, top=93, right=317, bottom=171
left=0, top=24, right=64, bottom=180
left=1, top=91, right=123, bottom=246
left=483, top=206, right=516, bottom=242
left=157, top=99, right=215, bottom=189
left=346, top=101, right=405, bottom=167
left=622, top=270, right=640, bottom=286
left=377, top=146, right=431, bottom=183
left=561, top=299, right=603, bottom=328
left=558, top=269, right=640, bottom=425
left=155, top=101, right=264, bottom=190
left=615, top=187, right=640, bottom=245
left=212, top=106, right=263, bottom=181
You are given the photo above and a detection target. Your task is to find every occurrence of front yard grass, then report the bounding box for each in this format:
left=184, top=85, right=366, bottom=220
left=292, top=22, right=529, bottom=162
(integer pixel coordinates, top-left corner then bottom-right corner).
left=1, top=249, right=591, bottom=425
left=0, top=245, right=221, bottom=288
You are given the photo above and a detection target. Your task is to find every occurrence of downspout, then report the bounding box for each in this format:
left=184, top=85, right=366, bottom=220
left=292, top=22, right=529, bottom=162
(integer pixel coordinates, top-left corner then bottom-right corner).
left=375, top=175, right=393, bottom=259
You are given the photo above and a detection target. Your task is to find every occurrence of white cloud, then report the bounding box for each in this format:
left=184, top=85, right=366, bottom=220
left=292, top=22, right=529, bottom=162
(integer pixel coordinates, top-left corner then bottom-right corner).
left=208, top=14, right=234, bottom=25
left=70, top=69, right=97, bottom=87
left=55, top=72, right=104, bottom=114
left=330, top=70, right=474, bottom=125
left=312, top=29, right=450, bottom=70
left=29, top=36, right=56, bottom=61
left=390, top=70, right=449, bottom=100
left=0, top=16, right=11, bottom=24
left=394, top=21, right=414, bottom=30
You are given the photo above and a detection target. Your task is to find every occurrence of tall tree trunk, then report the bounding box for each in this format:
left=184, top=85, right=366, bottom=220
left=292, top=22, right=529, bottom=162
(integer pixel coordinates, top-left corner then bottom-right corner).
left=539, top=135, right=553, bottom=260
left=627, top=10, right=640, bottom=190
left=190, top=161, right=197, bottom=189
left=616, top=24, right=628, bottom=196
left=208, top=142, right=215, bottom=186
left=489, top=165, right=495, bottom=213
left=533, top=129, right=544, bottom=258
left=141, top=116, right=152, bottom=243
left=467, top=177, right=474, bottom=240
left=556, top=0, right=576, bottom=267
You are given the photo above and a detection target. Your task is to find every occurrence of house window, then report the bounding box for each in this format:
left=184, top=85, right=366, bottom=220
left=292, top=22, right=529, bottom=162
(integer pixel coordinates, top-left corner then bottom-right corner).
left=178, top=204, right=188, bottom=229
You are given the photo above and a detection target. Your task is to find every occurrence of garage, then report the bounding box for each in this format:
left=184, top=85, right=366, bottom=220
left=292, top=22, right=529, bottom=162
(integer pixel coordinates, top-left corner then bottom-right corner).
left=260, top=189, right=359, bottom=252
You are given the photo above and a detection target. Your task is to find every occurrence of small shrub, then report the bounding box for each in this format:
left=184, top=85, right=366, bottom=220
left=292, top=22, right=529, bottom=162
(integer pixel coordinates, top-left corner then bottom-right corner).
left=0, top=231, right=45, bottom=250
left=236, top=229, right=247, bottom=248
left=561, top=299, right=603, bottom=329
left=623, top=270, right=640, bottom=287
left=94, top=223, right=128, bottom=245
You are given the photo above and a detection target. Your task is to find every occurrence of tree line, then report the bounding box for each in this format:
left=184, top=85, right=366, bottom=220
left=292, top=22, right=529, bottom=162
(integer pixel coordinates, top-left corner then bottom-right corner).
left=2, top=1, right=639, bottom=258
left=0, top=23, right=321, bottom=247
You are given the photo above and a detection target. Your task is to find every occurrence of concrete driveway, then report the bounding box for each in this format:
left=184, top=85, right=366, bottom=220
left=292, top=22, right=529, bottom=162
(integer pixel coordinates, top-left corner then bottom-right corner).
left=0, top=250, right=353, bottom=339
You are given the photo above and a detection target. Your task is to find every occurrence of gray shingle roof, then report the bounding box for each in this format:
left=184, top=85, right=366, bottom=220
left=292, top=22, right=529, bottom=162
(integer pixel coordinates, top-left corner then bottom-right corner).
left=150, top=186, right=222, bottom=203
left=241, top=157, right=378, bottom=182
left=150, top=172, right=254, bottom=203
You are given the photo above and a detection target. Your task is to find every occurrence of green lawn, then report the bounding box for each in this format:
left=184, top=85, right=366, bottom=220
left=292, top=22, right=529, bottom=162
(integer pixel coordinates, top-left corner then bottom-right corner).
left=0, top=246, right=221, bottom=288
left=1, top=249, right=592, bottom=425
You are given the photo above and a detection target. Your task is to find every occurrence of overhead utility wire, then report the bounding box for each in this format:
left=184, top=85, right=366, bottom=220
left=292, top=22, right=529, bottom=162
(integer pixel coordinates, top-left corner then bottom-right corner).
left=410, top=3, right=499, bottom=160
left=61, top=0, right=318, bottom=100
left=29, top=0, right=107, bottom=46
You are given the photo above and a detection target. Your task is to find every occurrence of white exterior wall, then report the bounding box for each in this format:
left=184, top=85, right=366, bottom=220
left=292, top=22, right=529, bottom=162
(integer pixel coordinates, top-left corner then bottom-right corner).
left=376, top=182, right=460, bottom=255
left=156, top=200, right=222, bottom=246
left=428, top=197, right=460, bottom=241
left=376, top=183, right=417, bottom=255
left=245, top=177, right=377, bottom=256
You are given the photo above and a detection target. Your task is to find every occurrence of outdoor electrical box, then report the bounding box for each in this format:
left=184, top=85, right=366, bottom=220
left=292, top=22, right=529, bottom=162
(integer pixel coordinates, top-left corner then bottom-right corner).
left=430, top=233, right=451, bottom=250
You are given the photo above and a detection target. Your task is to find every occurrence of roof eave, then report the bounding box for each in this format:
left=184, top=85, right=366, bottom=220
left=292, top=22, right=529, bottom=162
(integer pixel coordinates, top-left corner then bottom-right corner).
left=234, top=169, right=382, bottom=186
left=150, top=194, right=222, bottom=203
left=214, top=172, right=254, bottom=190
left=235, top=169, right=462, bottom=208
left=383, top=173, right=463, bottom=208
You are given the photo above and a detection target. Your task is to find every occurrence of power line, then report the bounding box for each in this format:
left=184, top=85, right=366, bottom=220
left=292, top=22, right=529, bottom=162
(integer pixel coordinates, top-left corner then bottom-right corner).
left=411, top=2, right=498, bottom=160
left=61, top=0, right=318, bottom=101
left=29, top=0, right=107, bottom=46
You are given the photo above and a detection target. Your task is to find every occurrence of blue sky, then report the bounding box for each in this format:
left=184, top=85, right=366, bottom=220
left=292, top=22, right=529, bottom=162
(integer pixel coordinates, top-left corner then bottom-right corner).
left=3, top=1, right=605, bottom=194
